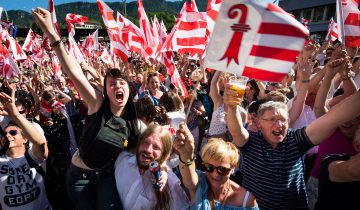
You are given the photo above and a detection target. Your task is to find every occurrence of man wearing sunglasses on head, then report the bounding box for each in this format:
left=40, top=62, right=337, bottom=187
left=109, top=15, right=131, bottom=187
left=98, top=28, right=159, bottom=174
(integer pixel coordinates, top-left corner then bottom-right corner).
left=173, top=122, right=258, bottom=210
left=0, top=86, right=50, bottom=210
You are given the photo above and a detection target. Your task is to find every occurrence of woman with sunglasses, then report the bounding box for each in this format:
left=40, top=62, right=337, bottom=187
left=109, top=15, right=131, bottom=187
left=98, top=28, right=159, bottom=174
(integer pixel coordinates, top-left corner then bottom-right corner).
left=33, top=8, right=143, bottom=210
left=173, top=123, right=258, bottom=210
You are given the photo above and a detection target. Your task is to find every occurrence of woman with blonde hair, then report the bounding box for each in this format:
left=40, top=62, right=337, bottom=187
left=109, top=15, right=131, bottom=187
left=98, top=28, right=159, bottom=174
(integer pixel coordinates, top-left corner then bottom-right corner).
left=173, top=123, right=258, bottom=210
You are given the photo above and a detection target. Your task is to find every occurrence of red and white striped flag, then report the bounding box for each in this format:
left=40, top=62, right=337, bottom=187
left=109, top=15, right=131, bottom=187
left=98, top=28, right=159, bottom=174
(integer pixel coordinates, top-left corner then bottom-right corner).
left=22, top=57, right=34, bottom=69
left=160, top=1, right=207, bottom=56
left=137, top=0, right=158, bottom=58
left=101, top=48, right=112, bottom=64
left=66, top=13, right=88, bottom=37
left=336, top=0, right=360, bottom=47
left=116, top=11, right=143, bottom=55
left=51, top=52, right=62, bottom=79
left=170, top=11, right=207, bottom=56
left=177, top=0, right=199, bottom=23
left=161, top=0, right=200, bottom=53
left=300, top=17, right=310, bottom=26
left=206, top=0, right=222, bottom=35
left=205, top=0, right=309, bottom=82
left=5, top=32, right=27, bottom=60
left=325, top=18, right=340, bottom=44
left=0, top=44, right=20, bottom=79
left=68, top=35, right=85, bottom=63
left=0, top=19, right=14, bottom=37
left=48, top=0, right=61, bottom=36
left=22, top=28, right=36, bottom=52
left=82, top=29, right=99, bottom=51
left=97, top=0, right=129, bottom=61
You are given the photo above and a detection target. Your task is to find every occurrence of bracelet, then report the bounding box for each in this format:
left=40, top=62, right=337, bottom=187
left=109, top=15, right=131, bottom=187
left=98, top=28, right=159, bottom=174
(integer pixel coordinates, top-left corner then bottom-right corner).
left=179, top=156, right=195, bottom=166
left=301, top=79, right=310, bottom=83
left=342, top=71, right=355, bottom=80
left=50, top=40, right=62, bottom=48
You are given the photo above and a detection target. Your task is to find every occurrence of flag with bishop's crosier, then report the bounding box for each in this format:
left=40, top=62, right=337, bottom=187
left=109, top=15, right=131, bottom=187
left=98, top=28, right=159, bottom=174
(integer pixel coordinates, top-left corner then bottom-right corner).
left=205, top=0, right=309, bottom=82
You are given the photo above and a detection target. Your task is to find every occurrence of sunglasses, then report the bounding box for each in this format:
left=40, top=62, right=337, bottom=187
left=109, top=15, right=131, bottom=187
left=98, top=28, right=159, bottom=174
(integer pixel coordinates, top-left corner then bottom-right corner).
left=4, top=130, right=19, bottom=136
left=18, top=110, right=26, bottom=114
left=202, top=163, right=232, bottom=176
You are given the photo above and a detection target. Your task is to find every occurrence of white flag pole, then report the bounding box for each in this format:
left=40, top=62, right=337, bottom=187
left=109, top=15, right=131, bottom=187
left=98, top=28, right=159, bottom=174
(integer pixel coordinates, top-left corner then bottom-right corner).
left=337, top=0, right=346, bottom=47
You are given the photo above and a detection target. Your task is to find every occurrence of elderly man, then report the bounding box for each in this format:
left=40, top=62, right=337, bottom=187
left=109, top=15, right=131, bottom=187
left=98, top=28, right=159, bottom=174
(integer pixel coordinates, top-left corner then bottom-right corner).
left=0, top=88, right=50, bottom=210
left=225, top=81, right=360, bottom=209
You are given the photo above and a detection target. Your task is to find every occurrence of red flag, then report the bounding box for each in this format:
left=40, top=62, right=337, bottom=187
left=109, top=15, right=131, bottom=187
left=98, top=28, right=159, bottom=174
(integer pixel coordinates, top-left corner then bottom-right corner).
left=206, top=0, right=222, bottom=35
left=5, top=32, right=27, bottom=60
left=22, top=28, right=36, bottom=52
left=82, top=29, right=99, bottom=51
left=160, top=0, right=207, bottom=56
left=66, top=13, right=88, bottom=36
left=337, top=0, right=360, bottom=47
left=117, top=12, right=144, bottom=55
left=0, top=44, right=20, bottom=79
left=68, top=35, right=85, bottom=63
left=97, top=0, right=129, bottom=61
left=137, top=0, right=158, bottom=58
left=325, top=18, right=340, bottom=44
left=101, top=48, right=112, bottom=64
left=0, top=19, right=14, bottom=36
left=48, top=0, right=61, bottom=36
left=51, top=52, right=62, bottom=79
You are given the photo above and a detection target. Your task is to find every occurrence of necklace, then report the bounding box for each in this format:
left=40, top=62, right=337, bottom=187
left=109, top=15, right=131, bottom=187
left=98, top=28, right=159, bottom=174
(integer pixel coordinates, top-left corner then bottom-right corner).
left=212, top=180, right=231, bottom=210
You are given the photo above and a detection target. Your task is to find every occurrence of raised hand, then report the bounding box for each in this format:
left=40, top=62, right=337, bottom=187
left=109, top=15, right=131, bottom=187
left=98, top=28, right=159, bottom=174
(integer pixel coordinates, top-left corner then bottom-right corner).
left=32, top=8, right=57, bottom=37
left=173, top=122, right=195, bottom=162
left=223, top=83, right=243, bottom=107
left=0, top=85, right=18, bottom=116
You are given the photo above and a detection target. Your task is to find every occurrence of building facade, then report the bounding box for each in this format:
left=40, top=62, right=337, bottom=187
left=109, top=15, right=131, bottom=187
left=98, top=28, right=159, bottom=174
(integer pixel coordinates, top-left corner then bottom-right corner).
left=279, top=0, right=336, bottom=42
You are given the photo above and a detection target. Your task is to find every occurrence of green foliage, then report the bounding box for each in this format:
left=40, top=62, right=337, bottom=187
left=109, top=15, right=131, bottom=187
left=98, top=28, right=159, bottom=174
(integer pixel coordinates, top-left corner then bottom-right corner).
left=7, top=0, right=208, bottom=30
left=148, top=12, right=175, bottom=32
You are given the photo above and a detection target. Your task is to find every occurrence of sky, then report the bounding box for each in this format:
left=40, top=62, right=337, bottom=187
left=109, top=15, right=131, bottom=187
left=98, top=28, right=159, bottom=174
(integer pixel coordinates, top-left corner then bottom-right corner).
left=0, top=0, right=278, bottom=12
left=0, top=0, right=178, bottom=12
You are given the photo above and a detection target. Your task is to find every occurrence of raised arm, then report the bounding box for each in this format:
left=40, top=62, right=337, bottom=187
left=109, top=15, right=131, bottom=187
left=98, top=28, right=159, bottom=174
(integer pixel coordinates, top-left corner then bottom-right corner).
left=288, top=59, right=312, bottom=126
left=306, top=90, right=360, bottom=145
left=223, top=84, right=249, bottom=147
left=209, top=70, right=223, bottom=108
left=32, top=8, right=102, bottom=114
left=313, top=53, right=348, bottom=118
left=173, top=122, right=198, bottom=203
left=327, top=65, right=357, bottom=108
left=328, top=152, right=360, bottom=182
left=0, top=87, right=48, bottom=160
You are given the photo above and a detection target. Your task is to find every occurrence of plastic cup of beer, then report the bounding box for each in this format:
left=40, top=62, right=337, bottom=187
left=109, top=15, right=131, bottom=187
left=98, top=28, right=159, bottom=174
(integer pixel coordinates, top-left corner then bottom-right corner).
left=228, top=75, right=248, bottom=99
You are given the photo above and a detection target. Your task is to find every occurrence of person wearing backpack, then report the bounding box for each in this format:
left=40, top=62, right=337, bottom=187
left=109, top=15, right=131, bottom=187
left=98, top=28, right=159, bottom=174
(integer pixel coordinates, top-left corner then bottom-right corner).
left=0, top=86, right=50, bottom=210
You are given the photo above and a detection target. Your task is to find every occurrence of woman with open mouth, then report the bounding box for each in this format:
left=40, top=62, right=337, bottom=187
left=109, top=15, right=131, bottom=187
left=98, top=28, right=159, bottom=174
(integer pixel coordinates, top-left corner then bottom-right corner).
left=33, top=8, right=145, bottom=210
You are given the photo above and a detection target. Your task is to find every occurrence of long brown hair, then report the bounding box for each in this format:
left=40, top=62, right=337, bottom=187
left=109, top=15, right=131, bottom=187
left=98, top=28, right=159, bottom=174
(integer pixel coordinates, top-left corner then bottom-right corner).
left=135, top=124, right=172, bottom=210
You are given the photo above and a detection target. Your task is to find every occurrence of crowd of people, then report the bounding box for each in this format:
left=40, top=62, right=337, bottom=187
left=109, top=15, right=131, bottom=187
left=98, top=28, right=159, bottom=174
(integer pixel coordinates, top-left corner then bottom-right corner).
left=0, top=6, right=359, bottom=210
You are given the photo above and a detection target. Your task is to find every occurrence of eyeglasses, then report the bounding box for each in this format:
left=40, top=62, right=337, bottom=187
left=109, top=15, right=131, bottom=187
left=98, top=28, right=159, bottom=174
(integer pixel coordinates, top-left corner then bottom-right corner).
left=18, top=110, right=26, bottom=114
left=4, top=130, right=18, bottom=136
left=202, top=163, right=232, bottom=176
left=261, top=117, right=288, bottom=125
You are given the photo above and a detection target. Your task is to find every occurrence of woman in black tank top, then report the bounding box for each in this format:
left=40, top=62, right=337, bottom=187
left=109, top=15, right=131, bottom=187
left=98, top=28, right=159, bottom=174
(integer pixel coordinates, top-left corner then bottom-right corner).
left=33, top=8, right=140, bottom=210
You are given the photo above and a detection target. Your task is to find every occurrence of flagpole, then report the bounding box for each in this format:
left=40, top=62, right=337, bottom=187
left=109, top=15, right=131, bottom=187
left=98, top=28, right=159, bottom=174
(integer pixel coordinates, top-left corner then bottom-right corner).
left=337, top=0, right=346, bottom=48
